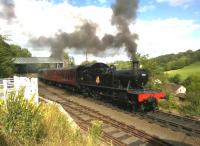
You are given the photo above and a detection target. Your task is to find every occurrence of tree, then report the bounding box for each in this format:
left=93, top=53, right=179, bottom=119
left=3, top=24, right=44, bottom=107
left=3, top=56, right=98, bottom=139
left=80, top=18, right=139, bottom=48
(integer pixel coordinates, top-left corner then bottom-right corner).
left=10, top=44, right=31, bottom=57
left=181, top=75, right=200, bottom=116
left=110, top=61, right=132, bottom=69
left=169, top=74, right=181, bottom=84
left=0, top=35, right=32, bottom=77
left=138, top=54, right=167, bottom=89
left=153, top=49, right=200, bottom=71
left=64, top=52, right=75, bottom=66
left=81, top=60, right=97, bottom=65
left=0, top=35, right=14, bottom=77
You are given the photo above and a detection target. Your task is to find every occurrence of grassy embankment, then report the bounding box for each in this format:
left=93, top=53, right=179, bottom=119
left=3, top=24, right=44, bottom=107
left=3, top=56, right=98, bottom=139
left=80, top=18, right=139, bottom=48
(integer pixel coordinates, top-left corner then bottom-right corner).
left=0, top=89, right=103, bottom=146
left=166, top=61, right=200, bottom=79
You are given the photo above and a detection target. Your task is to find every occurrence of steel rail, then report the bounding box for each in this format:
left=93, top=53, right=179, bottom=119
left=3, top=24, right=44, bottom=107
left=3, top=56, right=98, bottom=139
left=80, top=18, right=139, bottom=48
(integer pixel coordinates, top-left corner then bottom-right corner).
left=135, top=110, right=200, bottom=137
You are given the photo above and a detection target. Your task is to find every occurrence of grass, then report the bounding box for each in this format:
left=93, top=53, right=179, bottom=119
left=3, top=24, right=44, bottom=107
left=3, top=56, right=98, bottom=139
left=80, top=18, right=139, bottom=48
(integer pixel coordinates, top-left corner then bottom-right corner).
left=0, top=89, right=103, bottom=146
left=166, top=61, right=200, bottom=79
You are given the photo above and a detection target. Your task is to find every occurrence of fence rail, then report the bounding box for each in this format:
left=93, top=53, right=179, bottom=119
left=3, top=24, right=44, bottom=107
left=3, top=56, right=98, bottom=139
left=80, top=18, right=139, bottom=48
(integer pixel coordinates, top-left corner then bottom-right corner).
left=0, top=78, right=14, bottom=98
left=0, top=76, right=38, bottom=104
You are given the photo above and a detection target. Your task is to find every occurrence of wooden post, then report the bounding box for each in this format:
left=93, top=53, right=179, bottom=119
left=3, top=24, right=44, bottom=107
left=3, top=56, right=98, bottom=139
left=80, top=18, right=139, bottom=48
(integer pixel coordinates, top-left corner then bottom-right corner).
left=31, top=78, right=38, bottom=104
left=3, top=80, right=7, bottom=100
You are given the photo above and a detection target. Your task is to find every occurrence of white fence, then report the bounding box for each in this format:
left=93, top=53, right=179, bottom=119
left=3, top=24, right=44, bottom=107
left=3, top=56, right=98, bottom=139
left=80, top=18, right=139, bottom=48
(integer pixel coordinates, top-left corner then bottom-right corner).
left=0, top=76, right=38, bottom=104
left=0, top=78, right=14, bottom=98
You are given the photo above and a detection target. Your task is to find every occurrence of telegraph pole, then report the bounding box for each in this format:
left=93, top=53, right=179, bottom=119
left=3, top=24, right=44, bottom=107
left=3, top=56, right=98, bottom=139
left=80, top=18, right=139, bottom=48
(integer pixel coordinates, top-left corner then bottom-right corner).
left=85, top=50, right=88, bottom=64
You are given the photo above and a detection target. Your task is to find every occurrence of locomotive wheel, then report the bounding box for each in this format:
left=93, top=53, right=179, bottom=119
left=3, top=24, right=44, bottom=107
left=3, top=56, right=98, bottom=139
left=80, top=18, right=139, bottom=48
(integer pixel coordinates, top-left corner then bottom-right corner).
left=150, top=97, right=158, bottom=111
left=81, top=86, right=90, bottom=97
left=140, top=102, right=146, bottom=112
left=140, top=97, right=158, bottom=112
left=91, top=90, right=97, bottom=99
left=130, top=103, right=137, bottom=112
left=95, top=92, right=101, bottom=100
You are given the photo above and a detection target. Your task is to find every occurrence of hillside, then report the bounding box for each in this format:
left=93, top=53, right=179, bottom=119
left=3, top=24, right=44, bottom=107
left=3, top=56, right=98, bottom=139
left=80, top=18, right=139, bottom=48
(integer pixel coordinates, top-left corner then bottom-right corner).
left=166, top=61, right=200, bottom=79
left=154, top=49, right=200, bottom=71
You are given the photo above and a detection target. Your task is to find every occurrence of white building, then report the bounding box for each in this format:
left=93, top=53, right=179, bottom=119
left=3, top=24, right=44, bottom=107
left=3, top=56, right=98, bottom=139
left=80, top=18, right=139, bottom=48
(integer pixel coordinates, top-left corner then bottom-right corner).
left=166, top=83, right=186, bottom=99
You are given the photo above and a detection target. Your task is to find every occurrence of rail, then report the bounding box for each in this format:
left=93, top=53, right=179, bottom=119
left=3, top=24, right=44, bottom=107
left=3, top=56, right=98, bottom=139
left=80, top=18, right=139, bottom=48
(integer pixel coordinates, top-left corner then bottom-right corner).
left=0, top=78, right=14, bottom=98
left=136, top=110, right=200, bottom=137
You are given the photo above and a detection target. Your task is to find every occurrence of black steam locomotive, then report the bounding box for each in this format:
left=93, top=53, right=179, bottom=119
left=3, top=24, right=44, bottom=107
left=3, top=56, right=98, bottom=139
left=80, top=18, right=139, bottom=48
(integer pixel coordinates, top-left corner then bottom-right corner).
left=39, top=60, right=166, bottom=111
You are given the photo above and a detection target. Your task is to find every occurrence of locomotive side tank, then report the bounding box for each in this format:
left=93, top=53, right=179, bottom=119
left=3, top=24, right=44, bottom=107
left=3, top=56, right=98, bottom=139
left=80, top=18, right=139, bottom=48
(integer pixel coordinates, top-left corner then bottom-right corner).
left=39, top=61, right=166, bottom=111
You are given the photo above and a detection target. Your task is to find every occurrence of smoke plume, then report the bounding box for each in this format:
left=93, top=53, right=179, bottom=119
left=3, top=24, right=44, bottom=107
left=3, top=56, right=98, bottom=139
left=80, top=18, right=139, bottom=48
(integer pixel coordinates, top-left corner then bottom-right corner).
left=111, top=0, right=138, bottom=60
left=0, top=0, right=15, bottom=21
left=30, top=0, right=139, bottom=59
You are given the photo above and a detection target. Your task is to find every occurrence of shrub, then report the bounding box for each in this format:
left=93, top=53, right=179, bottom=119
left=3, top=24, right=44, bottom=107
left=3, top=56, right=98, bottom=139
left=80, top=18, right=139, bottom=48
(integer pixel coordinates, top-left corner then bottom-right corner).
left=168, top=74, right=182, bottom=84
left=180, top=75, right=200, bottom=116
left=40, top=103, right=85, bottom=146
left=87, top=120, right=103, bottom=146
left=0, top=89, right=44, bottom=145
left=158, top=91, right=180, bottom=111
left=0, top=89, right=104, bottom=146
left=40, top=103, right=103, bottom=146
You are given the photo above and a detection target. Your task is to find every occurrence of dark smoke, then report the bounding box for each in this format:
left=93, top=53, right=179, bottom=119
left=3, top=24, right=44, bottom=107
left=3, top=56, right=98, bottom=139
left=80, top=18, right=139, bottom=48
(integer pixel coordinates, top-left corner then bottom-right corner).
left=30, top=22, right=107, bottom=58
left=0, top=0, right=15, bottom=21
left=111, top=0, right=138, bottom=60
left=30, top=0, right=139, bottom=59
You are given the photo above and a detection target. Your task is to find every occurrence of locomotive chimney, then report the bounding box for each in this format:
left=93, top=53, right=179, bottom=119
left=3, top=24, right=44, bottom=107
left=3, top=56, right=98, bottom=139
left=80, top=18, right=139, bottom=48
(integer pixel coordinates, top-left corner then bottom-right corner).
left=132, top=58, right=139, bottom=70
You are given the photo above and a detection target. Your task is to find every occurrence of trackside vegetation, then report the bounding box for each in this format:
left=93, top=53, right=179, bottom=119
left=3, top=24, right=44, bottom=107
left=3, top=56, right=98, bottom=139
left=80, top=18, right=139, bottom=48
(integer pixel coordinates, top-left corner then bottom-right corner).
left=158, top=75, right=200, bottom=116
left=0, top=89, right=103, bottom=146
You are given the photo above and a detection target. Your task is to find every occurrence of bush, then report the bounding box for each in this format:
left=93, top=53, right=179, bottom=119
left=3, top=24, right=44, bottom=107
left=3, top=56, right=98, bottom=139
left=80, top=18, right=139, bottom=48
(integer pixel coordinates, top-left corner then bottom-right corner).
left=0, top=89, right=44, bottom=145
left=0, top=89, right=104, bottom=146
left=168, top=74, right=182, bottom=84
left=40, top=103, right=85, bottom=146
left=180, top=75, right=200, bottom=116
left=158, top=91, right=180, bottom=111
left=160, top=75, right=200, bottom=116
left=41, top=104, right=103, bottom=146
left=87, top=120, right=102, bottom=146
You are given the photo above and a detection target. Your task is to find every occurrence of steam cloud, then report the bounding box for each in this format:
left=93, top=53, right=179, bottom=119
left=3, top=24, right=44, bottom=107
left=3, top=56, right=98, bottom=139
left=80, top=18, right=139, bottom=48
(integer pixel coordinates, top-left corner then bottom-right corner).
left=30, top=0, right=139, bottom=59
left=0, top=0, right=15, bottom=21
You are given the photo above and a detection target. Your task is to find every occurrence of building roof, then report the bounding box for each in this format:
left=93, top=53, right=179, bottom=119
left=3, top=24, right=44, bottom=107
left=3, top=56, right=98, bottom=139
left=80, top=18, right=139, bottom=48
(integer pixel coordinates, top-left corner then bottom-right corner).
left=14, top=57, right=63, bottom=64
left=165, top=83, right=184, bottom=93
left=176, top=93, right=186, bottom=99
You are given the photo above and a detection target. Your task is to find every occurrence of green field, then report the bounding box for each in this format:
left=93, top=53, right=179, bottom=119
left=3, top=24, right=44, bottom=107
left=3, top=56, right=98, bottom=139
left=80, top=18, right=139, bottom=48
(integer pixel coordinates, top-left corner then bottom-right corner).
left=166, top=61, right=200, bottom=79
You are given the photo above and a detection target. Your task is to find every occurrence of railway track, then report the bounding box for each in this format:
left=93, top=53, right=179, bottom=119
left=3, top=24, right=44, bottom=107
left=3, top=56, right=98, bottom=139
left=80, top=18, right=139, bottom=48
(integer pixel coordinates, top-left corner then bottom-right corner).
left=39, top=86, right=173, bottom=146
left=134, top=110, right=200, bottom=137
left=73, top=91, right=200, bottom=138
left=71, top=89, right=200, bottom=138
left=84, top=95, right=200, bottom=138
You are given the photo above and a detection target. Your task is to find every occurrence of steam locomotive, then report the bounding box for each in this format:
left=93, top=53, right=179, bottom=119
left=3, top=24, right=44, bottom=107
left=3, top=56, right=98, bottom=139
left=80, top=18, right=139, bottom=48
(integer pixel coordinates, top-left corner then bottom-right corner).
left=38, top=60, right=166, bottom=111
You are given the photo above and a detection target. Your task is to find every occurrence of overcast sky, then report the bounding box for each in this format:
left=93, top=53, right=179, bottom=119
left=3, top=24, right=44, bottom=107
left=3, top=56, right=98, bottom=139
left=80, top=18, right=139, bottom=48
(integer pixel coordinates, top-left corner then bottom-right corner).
left=0, top=0, right=200, bottom=64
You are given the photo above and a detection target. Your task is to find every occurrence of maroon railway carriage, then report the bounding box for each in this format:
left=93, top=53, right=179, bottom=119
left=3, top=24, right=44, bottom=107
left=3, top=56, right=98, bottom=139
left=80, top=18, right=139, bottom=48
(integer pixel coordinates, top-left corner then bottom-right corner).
left=39, top=68, right=78, bottom=88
